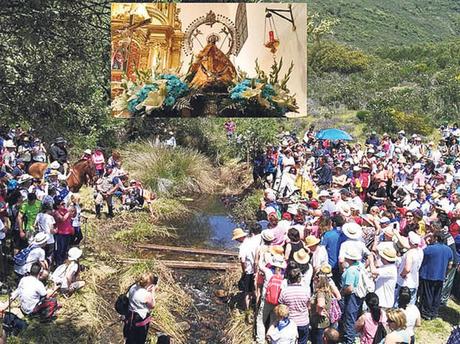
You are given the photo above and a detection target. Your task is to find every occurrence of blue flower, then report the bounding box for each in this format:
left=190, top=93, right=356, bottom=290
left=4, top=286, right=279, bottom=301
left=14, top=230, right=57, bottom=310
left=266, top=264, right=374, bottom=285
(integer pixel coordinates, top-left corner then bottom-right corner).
left=164, top=96, right=175, bottom=107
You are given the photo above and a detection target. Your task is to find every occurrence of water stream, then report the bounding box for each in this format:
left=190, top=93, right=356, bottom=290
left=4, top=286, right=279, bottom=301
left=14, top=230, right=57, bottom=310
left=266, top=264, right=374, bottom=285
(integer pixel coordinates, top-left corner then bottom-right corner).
left=152, top=195, right=240, bottom=343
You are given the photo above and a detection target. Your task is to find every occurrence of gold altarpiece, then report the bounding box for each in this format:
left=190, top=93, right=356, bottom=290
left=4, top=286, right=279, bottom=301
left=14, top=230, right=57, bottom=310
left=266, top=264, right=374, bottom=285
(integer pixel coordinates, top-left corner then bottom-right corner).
left=111, top=3, right=184, bottom=99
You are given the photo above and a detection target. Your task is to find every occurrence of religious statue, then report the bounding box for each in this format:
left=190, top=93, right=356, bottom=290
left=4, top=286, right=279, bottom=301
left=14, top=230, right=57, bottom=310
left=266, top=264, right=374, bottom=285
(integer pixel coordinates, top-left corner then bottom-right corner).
left=186, top=34, right=237, bottom=89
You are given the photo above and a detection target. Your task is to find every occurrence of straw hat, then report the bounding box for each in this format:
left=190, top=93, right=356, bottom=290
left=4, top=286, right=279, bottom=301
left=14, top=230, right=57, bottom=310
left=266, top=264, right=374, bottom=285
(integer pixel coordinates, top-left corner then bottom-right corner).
left=49, top=170, right=59, bottom=177
left=261, top=230, right=275, bottom=242
left=293, top=248, right=310, bottom=265
left=18, top=174, right=33, bottom=184
left=84, top=149, right=92, bottom=155
left=318, top=264, right=332, bottom=277
left=232, top=228, right=247, bottom=240
left=378, top=247, right=397, bottom=262
left=305, top=235, right=320, bottom=248
left=33, top=232, right=48, bottom=246
left=344, top=247, right=361, bottom=261
left=342, top=222, right=363, bottom=240
left=68, top=247, right=82, bottom=261
left=270, top=245, right=284, bottom=256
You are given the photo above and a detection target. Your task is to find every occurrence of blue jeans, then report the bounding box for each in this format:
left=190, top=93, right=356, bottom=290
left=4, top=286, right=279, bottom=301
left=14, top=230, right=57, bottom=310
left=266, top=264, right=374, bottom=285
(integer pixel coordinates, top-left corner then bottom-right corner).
left=341, top=293, right=363, bottom=344
left=310, top=327, right=325, bottom=344
left=297, top=325, right=309, bottom=344
left=394, top=284, right=417, bottom=307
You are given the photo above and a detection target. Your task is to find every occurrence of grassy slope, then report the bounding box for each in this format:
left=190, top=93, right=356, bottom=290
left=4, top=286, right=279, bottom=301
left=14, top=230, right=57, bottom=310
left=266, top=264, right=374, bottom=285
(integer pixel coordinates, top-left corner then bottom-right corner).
left=306, top=0, right=460, bottom=50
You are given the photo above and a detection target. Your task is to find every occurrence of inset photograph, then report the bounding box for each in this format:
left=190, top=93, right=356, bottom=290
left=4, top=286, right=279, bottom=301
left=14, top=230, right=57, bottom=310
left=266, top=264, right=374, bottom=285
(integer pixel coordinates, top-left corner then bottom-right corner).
left=111, top=3, right=307, bottom=117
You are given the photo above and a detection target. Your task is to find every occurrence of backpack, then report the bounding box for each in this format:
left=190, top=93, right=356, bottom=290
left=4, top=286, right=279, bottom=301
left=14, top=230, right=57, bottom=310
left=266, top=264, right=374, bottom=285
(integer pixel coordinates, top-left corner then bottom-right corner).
left=51, top=263, right=71, bottom=285
left=13, top=246, right=37, bottom=267
left=354, top=265, right=375, bottom=298
left=115, top=284, right=135, bottom=316
left=372, top=321, right=387, bottom=344
left=265, top=274, right=284, bottom=305
left=2, top=312, right=28, bottom=336
left=328, top=297, right=342, bottom=324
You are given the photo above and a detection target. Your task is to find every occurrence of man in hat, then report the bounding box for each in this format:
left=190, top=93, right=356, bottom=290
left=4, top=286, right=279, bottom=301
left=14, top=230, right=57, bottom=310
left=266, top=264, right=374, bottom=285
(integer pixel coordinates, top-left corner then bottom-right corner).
left=340, top=246, right=364, bottom=344
left=368, top=247, right=398, bottom=308
left=338, top=223, right=370, bottom=271
left=316, top=157, right=332, bottom=188
left=233, top=227, right=255, bottom=312
left=14, top=232, right=49, bottom=277
left=394, top=231, right=423, bottom=306
left=49, top=137, right=68, bottom=174
left=2, top=140, right=17, bottom=173
left=305, top=235, right=328, bottom=275
left=255, top=250, right=285, bottom=344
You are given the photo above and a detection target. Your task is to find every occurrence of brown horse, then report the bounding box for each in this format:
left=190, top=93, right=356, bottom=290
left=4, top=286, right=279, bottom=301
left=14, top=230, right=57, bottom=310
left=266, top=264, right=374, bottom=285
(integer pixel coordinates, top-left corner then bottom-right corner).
left=67, top=159, right=97, bottom=192
left=28, top=162, right=48, bottom=179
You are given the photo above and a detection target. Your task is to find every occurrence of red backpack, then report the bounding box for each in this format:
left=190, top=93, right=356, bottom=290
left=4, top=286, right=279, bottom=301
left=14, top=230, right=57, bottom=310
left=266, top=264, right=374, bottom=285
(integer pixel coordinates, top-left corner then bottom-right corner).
left=265, top=274, right=284, bottom=305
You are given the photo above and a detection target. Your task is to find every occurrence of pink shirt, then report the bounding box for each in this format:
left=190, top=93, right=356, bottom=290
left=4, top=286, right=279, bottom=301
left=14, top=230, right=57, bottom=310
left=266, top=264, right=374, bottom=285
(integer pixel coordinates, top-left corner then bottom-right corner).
left=54, top=208, right=74, bottom=235
left=360, top=311, right=387, bottom=344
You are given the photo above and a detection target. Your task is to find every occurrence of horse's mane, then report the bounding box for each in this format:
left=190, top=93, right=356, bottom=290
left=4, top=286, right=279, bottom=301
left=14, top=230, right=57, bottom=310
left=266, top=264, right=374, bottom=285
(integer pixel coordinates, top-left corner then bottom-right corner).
left=73, top=159, right=92, bottom=166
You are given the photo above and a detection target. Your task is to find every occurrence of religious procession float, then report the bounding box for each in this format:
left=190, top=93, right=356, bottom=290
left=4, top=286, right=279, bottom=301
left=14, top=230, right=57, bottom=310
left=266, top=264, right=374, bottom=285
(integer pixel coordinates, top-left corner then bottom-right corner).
left=110, top=3, right=306, bottom=117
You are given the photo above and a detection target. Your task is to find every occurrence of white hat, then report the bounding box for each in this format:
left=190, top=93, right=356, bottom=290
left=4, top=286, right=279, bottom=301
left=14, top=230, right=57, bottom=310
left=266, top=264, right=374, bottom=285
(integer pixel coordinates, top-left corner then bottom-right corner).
left=353, top=166, right=361, bottom=172
left=344, top=246, right=362, bottom=261
left=318, top=190, right=330, bottom=198
left=342, top=222, right=363, bottom=240
left=50, top=161, right=60, bottom=169
left=408, top=231, right=421, bottom=246
left=84, top=149, right=92, bottom=155
left=261, top=230, right=275, bottom=242
left=68, top=247, right=83, bottom=261
left=287, top=204, right=299, bottom=215
left=368, top=148, right=375, bottom=154
left=3, top=140, right=16, bottom=148
left=18, top=174, right=33, bottom=184
left=398, top=130, right=405, bottom=135
left=270, top=254, right=286, bottom=269
left=436, top=184, right=447, bottom=191
left=33, top=232, right=48, bottom=246
left=379, top=217, right=391, bottom=225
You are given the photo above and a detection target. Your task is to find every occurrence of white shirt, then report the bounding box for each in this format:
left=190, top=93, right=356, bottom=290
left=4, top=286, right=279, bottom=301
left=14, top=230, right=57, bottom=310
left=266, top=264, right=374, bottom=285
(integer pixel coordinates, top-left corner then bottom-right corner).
left=128, top=284, right=150, bottom=319
left=13, top=275, right=47, bottom=314
left=403, top=304, right=420, bottom=337
left=339, top=239, right=370, bottom=261
left=52, top=262, right=79, bottom=289
left=374, top=263, right=398, bottom=308
left=71, top=204, right=81, bottom=227
left=239, top=235, right=261, bottom=274
left=397, top=248, right=424, bottom=288
left=311, top=245, right=328, bottom=271
left=35, top=212, right=55, bottom=244
left=267, top=319, right=298, bottom=344
left=14, top=246, right=46, bottom=276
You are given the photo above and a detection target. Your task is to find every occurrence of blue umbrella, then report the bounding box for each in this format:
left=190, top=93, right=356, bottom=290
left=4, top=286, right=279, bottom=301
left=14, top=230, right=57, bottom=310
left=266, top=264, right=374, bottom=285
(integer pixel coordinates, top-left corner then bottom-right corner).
left=315, top=128, right=353, bottom=141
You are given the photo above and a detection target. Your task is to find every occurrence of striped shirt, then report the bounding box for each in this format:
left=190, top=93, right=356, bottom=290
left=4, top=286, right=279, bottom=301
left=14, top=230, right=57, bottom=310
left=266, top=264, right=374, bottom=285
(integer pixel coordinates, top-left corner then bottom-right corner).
left=278, top=283, right=310, bottom=326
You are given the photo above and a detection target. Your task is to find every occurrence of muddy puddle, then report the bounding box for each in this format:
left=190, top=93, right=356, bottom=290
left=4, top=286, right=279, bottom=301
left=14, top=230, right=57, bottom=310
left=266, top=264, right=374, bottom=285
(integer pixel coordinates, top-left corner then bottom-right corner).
left=146, top=195, right=240, bottom=343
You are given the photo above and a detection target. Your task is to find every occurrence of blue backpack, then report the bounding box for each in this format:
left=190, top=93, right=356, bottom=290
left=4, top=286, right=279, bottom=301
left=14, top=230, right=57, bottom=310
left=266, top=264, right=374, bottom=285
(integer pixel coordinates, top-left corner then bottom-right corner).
left=13, top=246, right=37, bottom=267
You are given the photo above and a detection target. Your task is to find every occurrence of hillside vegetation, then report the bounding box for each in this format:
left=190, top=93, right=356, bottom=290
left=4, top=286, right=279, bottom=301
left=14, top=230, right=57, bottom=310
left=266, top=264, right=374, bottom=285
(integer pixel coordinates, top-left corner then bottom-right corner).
left=307, top=0, right=460, bottom=51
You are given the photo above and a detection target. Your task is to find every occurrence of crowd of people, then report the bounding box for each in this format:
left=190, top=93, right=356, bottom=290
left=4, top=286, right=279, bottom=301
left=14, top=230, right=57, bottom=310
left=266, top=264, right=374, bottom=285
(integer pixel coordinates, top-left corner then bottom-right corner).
left=0, top=125, right=158, bottom=342
left=235, top=124, right=460, bottom=344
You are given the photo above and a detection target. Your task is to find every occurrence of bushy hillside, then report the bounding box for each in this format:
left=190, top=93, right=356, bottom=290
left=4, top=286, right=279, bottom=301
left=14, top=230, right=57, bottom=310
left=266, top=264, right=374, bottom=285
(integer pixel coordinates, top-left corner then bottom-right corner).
left=307, top=0, right=460, bottom=50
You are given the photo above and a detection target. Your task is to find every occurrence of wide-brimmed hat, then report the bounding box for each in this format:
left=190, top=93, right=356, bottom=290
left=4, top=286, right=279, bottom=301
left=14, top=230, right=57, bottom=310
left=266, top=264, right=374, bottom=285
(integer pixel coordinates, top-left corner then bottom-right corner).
left=33, top=232, right=48, bottom=246
left=318, top=263, right=332, bottom=277
left=232, top=228, right=247, bottom=240
left=383, top=226, right=395, bottom=237
left=293, top=248, right=310, bottom=265
left=270, top=254, right=286, bottom=269
left=50, top=161, right=60, bottom=169
left=55, top=137, right=66, bottom=144
left=270, top=245, right=284, bottom=256
left=261, top=230, right=275, bottom=242
left=342, top=222, right=362, bottom=240
left=378, top=247, right=397, bottom=262
left=84, top=149, right=92, bottom=155
left=305, top=235, right=320, bottom=247
left=318, top=190, right=330, bottom=198
left=344, top=247, right=361, bottom=261
left=68, top=247, right=82, bottom=261
left=287, top=203, right=298, bottom=215
left=18, top=174, right=33, bottom=184
left=49, top=170, right=59, bottom=177
left=3, top=140, right=16, bottom=148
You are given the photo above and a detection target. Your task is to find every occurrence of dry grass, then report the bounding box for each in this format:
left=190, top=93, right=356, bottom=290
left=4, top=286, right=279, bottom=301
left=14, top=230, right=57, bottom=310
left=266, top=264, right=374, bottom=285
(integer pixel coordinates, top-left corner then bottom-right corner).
left=219, top=159, right=253, bottom=195
left=122, top=140, right=218, bottom=196
left=118, top=261, right=192, bottom=344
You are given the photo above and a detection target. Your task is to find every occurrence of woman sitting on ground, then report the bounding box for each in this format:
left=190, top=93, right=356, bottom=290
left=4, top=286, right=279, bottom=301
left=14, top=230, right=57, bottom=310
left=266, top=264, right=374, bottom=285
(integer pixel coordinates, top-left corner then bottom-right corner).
left=382, top=308, right=410, bottom=344
left=51, top=247, right=85, bottom=296
left=123, top=272, right=157, bottom=344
